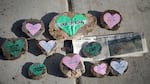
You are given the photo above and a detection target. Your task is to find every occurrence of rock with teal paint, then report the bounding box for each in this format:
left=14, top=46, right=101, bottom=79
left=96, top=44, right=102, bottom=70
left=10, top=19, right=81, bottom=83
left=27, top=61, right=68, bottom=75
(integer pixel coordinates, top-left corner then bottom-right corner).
left=49, top=12, right=97, bottom=40
left=82, top=42, right=102, bottom=57
left=1, top=38, right=27, bottom=60
left=28, top=63, right=47, bottom=80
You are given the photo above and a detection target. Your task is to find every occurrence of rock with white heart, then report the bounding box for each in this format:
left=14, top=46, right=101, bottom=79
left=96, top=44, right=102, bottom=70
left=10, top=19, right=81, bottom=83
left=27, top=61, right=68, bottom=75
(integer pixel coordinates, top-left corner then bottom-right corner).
left=1, top=37, right=28, bottom=60
left=110, top=58, right=128, bottom=76
left=82, top=42, right=102, bottom=57
left=22, top=19, right=45, bottom=39
left=91, top=61, right=110, bottom=77
left=28, top=63, right=47, bottom=80
left=60, top=54, right=85, bottom=78
left=49, top=12, right=97, bottom=40
left=38, top=40, right=56, bottom=56
left=100, top=10, right=122, bottom=31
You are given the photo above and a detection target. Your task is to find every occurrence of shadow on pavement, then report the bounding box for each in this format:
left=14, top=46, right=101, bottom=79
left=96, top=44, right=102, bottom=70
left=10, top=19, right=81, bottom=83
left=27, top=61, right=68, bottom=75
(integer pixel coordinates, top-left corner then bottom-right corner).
left=43, top=53, right=65, bottom=77
left=21, top=62, right=33, bottom=79
left=0, top=37, right=6, bottom=60
left=27, top=39, right=42, bottom=56
left=41, top=12, right=58, bottom=40
left=11, top=19, right=29, bottom=38
left=88, top=10, right=103, bottom=28
left=82, top=62, right=95, bottom=77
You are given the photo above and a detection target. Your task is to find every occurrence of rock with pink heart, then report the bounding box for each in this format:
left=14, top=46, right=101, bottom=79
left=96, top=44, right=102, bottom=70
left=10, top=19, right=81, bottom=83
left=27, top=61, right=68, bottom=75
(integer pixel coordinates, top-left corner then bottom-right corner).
left=110, top=59, right=128, bottom=76
left=38, top=40, right=56, bottom=56
left=22, top=19, right=45, bottom=39
left=100, top=10, right=122, bottom=30
left=91, top=61, right=110, bottom=77
left=60, top=54, right=85, bottom=78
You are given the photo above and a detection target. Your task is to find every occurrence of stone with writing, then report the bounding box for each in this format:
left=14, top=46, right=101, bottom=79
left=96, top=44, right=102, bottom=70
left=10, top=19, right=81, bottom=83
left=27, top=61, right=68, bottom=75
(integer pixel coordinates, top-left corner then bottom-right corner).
left=60, top=54, right=85, bottom=78
left=49, top=12, right=97, bottom=40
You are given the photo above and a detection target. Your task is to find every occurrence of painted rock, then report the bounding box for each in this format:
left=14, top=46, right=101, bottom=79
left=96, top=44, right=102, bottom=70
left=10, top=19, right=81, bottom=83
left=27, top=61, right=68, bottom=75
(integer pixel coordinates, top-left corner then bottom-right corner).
left=38, top=40, right=56, bottom=56
left=60, top=54, right=85, bottom=78
left=1, top=37, right=27, bottom=60
left=82, top=42, right=102, bottom=57
left=110, top=58, right=128, bottom=76
left=28, top=63, right=47, bottom=80
left=91, top=61, right=110, bottom=77
left=22, top=19, right=45, bottom=39
left=49, top=12, right=97, bottom=40
left=100, top=10, right=122, bottom=31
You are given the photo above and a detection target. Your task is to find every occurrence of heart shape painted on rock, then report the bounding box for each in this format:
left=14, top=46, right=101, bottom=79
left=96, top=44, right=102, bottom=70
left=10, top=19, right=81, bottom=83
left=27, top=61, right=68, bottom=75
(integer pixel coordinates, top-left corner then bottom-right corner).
left=56, top=14, right=86, bottom=36
left=111, top=60, right=128, bottom=74
left=93, top=63, right=107, bottom=75
left=25, top=23, right=42, bottom=36
left=104, top=13, right=121, bottom=29
left=29, top=63, right=45, bottom=76
left=62, top=54, right=81, bottom=70
left=39, top=40, right=56, bottom=53
left=3, top=39, right=25, bottom=57
left=84, top=42, right=101, bottom=56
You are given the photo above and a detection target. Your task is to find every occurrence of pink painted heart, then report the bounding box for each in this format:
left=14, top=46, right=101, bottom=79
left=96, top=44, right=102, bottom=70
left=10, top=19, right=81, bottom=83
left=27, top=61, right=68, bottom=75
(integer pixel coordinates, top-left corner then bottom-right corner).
left=93, top=63, right=107, bottom=75
left=104, top=13, right=121, bottom=29
left=62, top=54, right=81, bottom=70
left=25, top=23, right=42, bottom=36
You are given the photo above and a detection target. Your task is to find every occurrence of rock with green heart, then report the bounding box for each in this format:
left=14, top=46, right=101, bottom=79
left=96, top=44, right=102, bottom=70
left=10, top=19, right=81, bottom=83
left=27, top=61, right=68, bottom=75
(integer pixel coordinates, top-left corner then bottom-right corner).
left=82, top=42, right=102, bottom=57
left=49, top=12, right=97, bottom=40
left=56, top=14, right=86, bottom=36
left=1, top=38, right=27, bottom=60
left=22, top=19, right=45, bottom=39
left=100, top=10, right=122, bottom=31
left=28, top=63, right=47, bottom=80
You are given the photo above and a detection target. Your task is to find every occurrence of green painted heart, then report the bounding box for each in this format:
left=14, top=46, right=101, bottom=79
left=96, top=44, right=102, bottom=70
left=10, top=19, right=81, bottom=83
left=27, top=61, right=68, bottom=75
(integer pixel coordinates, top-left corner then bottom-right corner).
left=56, top=14, right=86, bottom=36
left=29, top=63, right=45, bottom=76
left=84, top=42, right=102, bottom=56
left=3, top=39, right=25, bottom=57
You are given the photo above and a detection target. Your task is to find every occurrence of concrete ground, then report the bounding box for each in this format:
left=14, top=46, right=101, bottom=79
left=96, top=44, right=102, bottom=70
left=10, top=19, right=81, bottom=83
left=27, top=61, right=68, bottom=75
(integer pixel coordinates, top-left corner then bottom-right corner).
left=0, top=0, right=150, bottom=84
